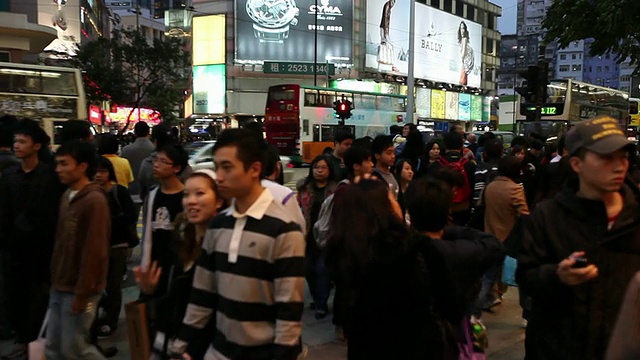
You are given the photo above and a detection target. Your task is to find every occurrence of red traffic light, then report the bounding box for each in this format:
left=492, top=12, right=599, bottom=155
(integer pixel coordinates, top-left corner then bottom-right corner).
left=340, top=103, right=347, bottom=111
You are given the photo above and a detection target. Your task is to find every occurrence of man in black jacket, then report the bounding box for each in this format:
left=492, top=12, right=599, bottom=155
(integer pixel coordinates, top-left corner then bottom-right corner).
left=517, top=115, right=640, bottom=360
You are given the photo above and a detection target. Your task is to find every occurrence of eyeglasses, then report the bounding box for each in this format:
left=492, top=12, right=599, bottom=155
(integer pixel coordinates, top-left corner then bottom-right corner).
left=154, top=158, right=174, bottom=166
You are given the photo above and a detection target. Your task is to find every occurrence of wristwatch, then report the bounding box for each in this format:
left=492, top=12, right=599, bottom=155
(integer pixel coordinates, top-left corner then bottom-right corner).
left=246, top=0, right=299, bottom=43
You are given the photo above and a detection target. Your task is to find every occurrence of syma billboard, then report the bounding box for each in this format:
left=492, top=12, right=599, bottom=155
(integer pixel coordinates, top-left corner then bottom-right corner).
left=236, top=0, right=353, bottom=62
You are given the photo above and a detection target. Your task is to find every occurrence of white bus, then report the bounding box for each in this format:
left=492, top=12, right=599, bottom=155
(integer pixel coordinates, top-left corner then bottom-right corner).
left=0, top=62, right=87, bottom=147
left=265, top=84, right=407, bottom=164
left=516, top=79, right=629, bottom=138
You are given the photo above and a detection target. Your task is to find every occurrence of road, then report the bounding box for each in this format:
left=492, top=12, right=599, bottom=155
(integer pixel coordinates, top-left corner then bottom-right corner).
left=0, top=167, right=525, bottom=359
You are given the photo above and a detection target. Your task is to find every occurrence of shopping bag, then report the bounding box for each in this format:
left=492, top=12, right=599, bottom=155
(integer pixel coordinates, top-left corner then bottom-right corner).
left=125, top=300, right=151, bottom=360
left=377, top=42, right=394, bottom=65
left=502, top=256, right=518, bottom=287
left=28, top=309, right=49, bottom=360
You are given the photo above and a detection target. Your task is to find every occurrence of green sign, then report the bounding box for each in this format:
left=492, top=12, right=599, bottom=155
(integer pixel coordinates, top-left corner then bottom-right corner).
left=525, top=106, right=558, bottom=115
left=264, top=62, right=336, bottom=75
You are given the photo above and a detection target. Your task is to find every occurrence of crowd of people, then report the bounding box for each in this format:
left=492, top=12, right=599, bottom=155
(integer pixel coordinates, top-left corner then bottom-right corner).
left=0, top=114, right=640, bottom=360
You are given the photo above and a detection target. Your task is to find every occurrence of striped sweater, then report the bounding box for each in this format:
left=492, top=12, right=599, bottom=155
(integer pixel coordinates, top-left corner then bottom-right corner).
left=176, top=189, right=305, bottom=360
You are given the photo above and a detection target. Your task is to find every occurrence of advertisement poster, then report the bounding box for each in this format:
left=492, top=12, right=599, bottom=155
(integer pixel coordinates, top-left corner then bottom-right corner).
left=236, top=0, right=353, bottom=62
left=471, top=95, right=483, bottom=121
left=413, top=4, right=482, bottom=87
left=416, top=87, right=431, bottom=119
left=365, top=0, right=410, bottom=75
left=458, top=93, right=471, bottom=121
left=193, top=15, right=225, bottom=66
left=193, top=64, right=226, bottom=114
left=445, top=91, right=459, bottom=120
left=431, top=89, right=445, bottom=119
left=483, top=96, right=491, bottom=122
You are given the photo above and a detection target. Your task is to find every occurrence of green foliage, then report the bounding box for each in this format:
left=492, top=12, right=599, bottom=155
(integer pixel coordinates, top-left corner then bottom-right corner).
left=543, top=0, right=640, bottom=72
left=73, top=29, right=190, bottom=125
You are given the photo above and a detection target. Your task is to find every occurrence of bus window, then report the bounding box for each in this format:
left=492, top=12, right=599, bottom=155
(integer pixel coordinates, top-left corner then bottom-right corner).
left=630, top=101, right=638, bottom=115
left=269, top=89, right=296, bottom=101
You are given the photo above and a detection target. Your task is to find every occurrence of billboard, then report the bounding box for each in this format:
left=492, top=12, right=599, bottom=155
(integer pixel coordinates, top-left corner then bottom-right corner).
left=193, top=65, right=226, bottom=114
left=471, top=95, right=482, bottom=121
left=414, top=4, right=482, bottom=87
left=445, top=92, right=459, bottom=120
left=416, top=87, right=431, bottom=119
left=236, top=0, right=353, bottom=62
left=193, top=15, right=225, bottom=66
left=431, top=89, right=445, bottom=119
left=459, top=93, right=471, bottom=121
left=365, top=0, right=411, bottom=75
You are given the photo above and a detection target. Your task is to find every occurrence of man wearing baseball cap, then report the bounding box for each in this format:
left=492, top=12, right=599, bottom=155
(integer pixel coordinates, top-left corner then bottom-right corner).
left=516, top=116, right=640, bottom=359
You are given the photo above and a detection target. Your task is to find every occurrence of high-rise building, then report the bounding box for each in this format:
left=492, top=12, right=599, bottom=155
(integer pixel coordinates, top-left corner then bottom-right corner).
left=555, top=40, right=584, bottom=81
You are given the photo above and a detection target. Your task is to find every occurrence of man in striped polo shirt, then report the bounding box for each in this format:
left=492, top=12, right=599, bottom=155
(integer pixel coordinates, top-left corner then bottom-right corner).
left=173, top=128, right=305, bottom=360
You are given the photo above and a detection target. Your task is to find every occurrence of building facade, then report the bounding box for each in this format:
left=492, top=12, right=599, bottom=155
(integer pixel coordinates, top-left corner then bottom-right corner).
left=187, top=0, right=502, bottom=127
left=555, top=40, right=584, bottom=81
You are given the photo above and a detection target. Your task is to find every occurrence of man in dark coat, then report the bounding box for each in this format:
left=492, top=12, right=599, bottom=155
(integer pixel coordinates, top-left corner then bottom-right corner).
left=517, top=116, right=640, bottom=360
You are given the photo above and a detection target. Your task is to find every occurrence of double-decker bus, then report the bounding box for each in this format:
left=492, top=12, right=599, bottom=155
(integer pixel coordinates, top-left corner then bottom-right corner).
left=516, top=79, right=629, bottom=138
left=0, top=62, right=87, bottom=147
left=265, top=84, right=407, bottom=164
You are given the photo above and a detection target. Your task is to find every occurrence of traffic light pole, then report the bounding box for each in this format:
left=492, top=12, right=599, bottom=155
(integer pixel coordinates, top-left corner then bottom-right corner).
left=535, top=44, right=547, bottom=123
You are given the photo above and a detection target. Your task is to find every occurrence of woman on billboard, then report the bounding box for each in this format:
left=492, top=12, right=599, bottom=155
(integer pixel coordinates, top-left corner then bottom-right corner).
left=377, top=0, right=396, bottom=66
left=458, top=21, right=474, bottom=85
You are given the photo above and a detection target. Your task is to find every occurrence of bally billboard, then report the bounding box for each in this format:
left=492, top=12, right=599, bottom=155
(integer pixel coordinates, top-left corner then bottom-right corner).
left=236, top=0, right=353, bottom=62
left=366, top=1, right=482, bottom=87
left=414, top=3, right=482, bottom=87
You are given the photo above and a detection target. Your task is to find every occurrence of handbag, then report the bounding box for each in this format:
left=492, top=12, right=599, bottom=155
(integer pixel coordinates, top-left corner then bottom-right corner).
left=28, top=309, right=49, bottom=360
left=125, top=300, right=151, bottom=360
left=112, top=185, right=140, bottom=248
left=502, top=256, right=518, bottom=287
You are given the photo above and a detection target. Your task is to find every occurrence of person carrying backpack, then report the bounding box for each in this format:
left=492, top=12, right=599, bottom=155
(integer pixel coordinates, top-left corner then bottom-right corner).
left=429, top=132, right=476, bottom=226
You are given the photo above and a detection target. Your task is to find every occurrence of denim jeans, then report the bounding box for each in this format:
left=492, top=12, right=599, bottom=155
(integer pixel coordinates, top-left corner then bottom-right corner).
left=305, top=254, right=331, bottom=312
left=473, top=263, right=501, bottom=318
left=45, top=290, right=105, bottom=360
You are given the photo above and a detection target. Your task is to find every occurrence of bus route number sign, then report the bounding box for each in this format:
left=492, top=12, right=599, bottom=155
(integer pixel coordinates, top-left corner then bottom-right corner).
left=264, top=62, right=336, bottom=76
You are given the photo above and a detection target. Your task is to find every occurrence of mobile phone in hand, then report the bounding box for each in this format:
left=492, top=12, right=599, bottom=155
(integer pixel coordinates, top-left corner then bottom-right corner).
left=571, top=257, right=589, bottom=269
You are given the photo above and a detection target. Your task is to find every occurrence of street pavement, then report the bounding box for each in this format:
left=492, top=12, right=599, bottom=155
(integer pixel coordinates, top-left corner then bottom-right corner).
left=0, top=167, right=526, bottom=359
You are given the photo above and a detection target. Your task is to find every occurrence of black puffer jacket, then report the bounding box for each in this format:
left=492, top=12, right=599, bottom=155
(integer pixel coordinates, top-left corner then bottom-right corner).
left=516, top=178, right=640, bottom=360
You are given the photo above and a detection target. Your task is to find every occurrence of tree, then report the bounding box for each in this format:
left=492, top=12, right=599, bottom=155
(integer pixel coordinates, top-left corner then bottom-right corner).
left=543, top=0, right=640, bottom=72
left=73, top=28, right=190, bottom=130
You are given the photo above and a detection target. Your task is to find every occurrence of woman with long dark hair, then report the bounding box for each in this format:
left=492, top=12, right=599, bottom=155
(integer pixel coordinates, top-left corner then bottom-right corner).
left=392, top=158, right=414, bottom=224
left=325, top=179, right=449, bottom=359
left=134, top=170, right=225, bottom=359
left=296, top=154, right=338, bottom=319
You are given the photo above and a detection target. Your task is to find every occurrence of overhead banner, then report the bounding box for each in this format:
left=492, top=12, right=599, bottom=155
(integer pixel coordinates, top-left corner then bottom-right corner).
left=365, top=0, right=410, bottom=75
left=431, top=89, right=445, bottom=119
left=459, top=93, right=471, bottom=121
left=193, top=64, right=226, bottom=114
left=414, top=4, right=482, bottom=87
left=193, top=15, right=225, bottom=66
left=416, top=87, right=431, bottom=119
left=236, top=0, right=353, bottom=62
left=445, top=91, right=459, bottom=120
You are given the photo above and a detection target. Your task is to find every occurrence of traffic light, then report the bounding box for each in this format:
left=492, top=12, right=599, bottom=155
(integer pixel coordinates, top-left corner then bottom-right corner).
left=516, top=65, right=549, bottom=104
left=333, top=99, right=353, bottom=122
left=516, top=66, right=540, bottom=103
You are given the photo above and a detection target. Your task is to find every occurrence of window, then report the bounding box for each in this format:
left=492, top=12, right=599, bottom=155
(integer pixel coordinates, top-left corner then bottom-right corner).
left=455, top=1, right=464, bottom=17
left=597, top=66, right=602, bottom=72
left=606, top=54, right=610, bottom=59
left=589, top=67, right=592, bottom=72
left=579, top=54, right=582, bottom=59
left=0, top=52, right=9, bottom=62
left=431, top=0, right=440, bottom=8
left=560, top=54, right=566, bottom=60
left=559, top=65, right=570, bottom=72
left=486, top=39, right=494, bottom=54
left=572, top=54, right=576, bottom=60
left=572, top=64, right=582, bottom=71
left=466, top=6, right=475, bottom=21
left=443, top=0, right=452, bottom=12
left=621, top=75, right=631, bottom=82
left=488, top=14, right=495, bottom=29
left=605, top=66, right=610, bottom=72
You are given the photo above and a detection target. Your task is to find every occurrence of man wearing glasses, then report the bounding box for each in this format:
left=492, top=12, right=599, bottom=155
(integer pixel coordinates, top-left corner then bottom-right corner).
left=139, top=145, right=188, bottom=298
